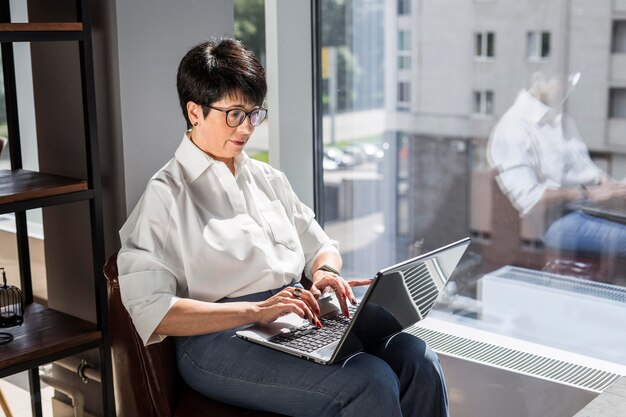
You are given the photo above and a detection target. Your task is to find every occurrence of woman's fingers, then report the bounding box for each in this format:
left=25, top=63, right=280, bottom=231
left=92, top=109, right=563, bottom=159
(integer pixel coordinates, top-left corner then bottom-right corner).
left=316, top=276, right=351, bottom=317
left=268, top=292, right=321, bottom=327
left=348, top=279, right=373, bottom=287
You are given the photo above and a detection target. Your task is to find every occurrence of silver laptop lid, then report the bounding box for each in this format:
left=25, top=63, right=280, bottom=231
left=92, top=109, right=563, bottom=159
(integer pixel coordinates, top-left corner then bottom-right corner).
left=331, top=237, right=471, bottom=363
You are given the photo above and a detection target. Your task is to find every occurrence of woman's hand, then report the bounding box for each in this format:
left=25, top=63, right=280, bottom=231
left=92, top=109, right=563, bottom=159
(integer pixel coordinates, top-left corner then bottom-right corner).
left=310, top=270, right=372, bottom=318
left=255, top=287, right=322, bottom=328
left=587, top=182, right=626, bottom=203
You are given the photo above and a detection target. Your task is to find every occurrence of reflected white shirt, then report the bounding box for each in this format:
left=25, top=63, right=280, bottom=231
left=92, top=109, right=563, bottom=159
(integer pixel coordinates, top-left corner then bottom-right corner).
left=118, top=133, right=339, bottom=345
left=488, top=90, right=602, bottom=215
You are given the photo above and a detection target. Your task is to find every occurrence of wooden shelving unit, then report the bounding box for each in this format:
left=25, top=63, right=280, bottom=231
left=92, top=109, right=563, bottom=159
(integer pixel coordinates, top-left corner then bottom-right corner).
left=0, top=1, right=113, bottom=416
left=0, top=304, right=101, bottom=378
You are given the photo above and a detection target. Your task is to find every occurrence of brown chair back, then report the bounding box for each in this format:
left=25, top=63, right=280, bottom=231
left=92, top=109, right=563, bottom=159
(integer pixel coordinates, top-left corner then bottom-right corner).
left=104, top=253, right=179, bottom=417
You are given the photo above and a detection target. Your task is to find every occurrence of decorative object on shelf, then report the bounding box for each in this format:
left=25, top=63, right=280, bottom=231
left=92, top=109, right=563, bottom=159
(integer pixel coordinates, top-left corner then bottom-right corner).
left=0, top=267, right=24, bottom=345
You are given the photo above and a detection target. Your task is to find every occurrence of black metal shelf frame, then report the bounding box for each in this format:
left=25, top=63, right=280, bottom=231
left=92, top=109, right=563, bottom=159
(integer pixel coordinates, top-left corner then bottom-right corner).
left=0, top=31, right=84, bottom=42
left=0, top=190, right=94, bottom=215
left=0, top=0, right=114, bottom=416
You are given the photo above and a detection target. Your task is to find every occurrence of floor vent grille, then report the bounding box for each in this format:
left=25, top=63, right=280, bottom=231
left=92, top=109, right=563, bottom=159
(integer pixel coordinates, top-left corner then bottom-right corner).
left=406, top=325, right=622, bottom=392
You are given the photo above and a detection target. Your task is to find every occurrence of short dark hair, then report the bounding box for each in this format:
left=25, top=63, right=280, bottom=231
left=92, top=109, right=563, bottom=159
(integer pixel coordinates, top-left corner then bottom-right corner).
left=176, top=38, right=267, bottom=128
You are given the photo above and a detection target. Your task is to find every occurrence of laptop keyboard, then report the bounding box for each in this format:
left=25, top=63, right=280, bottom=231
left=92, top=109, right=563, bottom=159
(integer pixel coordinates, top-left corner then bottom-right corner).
left=269, top=305, right=357, bottom=353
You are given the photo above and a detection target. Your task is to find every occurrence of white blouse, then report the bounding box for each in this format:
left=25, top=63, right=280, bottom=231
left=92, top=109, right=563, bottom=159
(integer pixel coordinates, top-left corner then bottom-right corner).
left=488, top=90, right=602, bottom=215
left=118, top=134, right=339, bottom=345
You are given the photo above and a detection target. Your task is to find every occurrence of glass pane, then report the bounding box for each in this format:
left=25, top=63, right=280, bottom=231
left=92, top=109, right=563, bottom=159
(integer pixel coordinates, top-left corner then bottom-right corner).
left=317, top=2, right=626, bottom=401
left=397, top=55, right=411, bottom=70
left=473, top=91, right=482, bottom=113
left=527, top=31, right=538, bottom=58
left=486, top=32, right=495, bottom=57
left=398, top=30, right=410, bottom=51
left=485, top=90, right=494, bottom=114
left=475, top=33, right=483, bottom=56
left=609, top=88, right=626, bottom=118
left=541, top=31, right=551, bottom=57
left=612, top=20, right=626, bottom=53
left=398, top=0, right=410, bottom=15
left=234, top=0, right=268, bottom=163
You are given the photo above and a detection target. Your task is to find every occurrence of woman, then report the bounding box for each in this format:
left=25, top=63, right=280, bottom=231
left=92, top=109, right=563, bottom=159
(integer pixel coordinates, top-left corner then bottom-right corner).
left=118, top=38, right=448, bottom=417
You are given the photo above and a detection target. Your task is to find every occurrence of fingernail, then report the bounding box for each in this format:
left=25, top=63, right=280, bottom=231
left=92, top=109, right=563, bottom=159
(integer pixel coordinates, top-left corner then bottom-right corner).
left=344, top=311, right=350, bottom=318
left=316, top=320, right=323, bottom=329
left=343, top=292, right=347, bottom=299
left=316, top=307, right=321, bottom=315
left=351, top=297, right=357, bottom=305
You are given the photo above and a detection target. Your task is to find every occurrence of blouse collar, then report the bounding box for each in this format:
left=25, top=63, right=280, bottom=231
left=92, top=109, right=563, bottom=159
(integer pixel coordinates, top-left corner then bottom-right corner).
left=175, top=132, right=250, bottom=182
left=513, top=89, right=552, bottom=125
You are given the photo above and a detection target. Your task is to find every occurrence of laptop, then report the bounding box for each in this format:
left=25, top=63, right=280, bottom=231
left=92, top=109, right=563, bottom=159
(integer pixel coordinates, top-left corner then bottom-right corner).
left=573, top=198, right=626, bottom=225
left=236, top=237, right=471, bottom=365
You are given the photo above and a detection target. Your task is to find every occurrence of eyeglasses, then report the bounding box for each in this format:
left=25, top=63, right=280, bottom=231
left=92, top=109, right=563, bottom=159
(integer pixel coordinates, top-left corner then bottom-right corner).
left=205, top=105, right=267, bottom=128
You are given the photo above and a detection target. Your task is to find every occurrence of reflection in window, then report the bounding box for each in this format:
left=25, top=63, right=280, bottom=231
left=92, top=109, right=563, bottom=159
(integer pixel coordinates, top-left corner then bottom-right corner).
left=612, top=20, right=626, bottom=53
left=316, top=6, right=626, bottom=411
left=527, top=31, right=550, bottom=59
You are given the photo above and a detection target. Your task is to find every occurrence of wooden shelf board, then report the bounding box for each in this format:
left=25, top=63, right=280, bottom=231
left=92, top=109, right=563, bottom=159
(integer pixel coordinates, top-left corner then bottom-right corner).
left=0, top=23, right=83, bottom=32
left=0, top=169, right=87, bottom=205
left=0, top=303, right=101, bottom=374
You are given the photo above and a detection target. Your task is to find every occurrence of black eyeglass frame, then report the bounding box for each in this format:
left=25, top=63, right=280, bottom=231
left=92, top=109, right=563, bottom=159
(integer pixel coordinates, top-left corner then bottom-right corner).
left=204, top=105, right=268, bottom=128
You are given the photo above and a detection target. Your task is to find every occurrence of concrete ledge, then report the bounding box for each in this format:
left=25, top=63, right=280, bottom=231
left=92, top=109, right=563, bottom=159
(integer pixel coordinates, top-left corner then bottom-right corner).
left=574, top=377, right=626, bottom=417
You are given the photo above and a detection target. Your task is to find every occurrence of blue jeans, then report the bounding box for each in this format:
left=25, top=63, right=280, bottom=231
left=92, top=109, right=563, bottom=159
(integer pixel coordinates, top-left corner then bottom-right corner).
left=175, top=285, right=449, bottom=417
left=544, top=210, right=626, bottom=257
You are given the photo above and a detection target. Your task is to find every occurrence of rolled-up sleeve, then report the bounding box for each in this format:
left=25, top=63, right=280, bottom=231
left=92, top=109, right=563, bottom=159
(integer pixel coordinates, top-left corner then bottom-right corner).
left=117, top=180, right=183, bottom=345
left=488, top=123, right=546, bottom=216
left=117, top=252, right=182, bottom=345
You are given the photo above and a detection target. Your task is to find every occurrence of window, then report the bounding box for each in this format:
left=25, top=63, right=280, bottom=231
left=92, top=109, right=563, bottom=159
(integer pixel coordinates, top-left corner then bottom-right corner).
left=397, top=30, right=411, bottom=70
left=397, top=81, right=411, bottom=109
left=609, top=88, right=626, bottom=119
left=397, top=55, right=411, bottom=70
left=316, top=3, right=626, bottom=414
left=234, top=0, right=268, bottom=163
left=398, top=30, right=411, bottom=51
left=475, top=32, right=495, bottom=58
left=473, top=90, right=494, bottom=115
left=398, top=0, right=411, bottom=15
left=612, top=20, right=626, bottom=53
left=527, top=31, right=550, bottom=59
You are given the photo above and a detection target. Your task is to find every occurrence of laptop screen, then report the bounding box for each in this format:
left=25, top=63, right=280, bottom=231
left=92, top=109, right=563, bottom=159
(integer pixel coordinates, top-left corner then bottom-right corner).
left=332, top=237, right=470, bottom=362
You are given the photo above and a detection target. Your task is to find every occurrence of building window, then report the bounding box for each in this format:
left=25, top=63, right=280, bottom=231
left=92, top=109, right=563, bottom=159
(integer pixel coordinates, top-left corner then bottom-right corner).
left=397, top=81, right=410, bottom=110
left=473, top=90, right=494, bottom=115
left=609, top=88, right=626, bottom=119
left=527, top=31, right=550, bottom=59
left=398, top=30, right=411, bottom=51
left=475, top=32, right=495, bottom=58
left=397, top=55, right=411, bottom=70
left=398, top=0, right=411, bottom=15
left=612, top=21, right=626, bottom=53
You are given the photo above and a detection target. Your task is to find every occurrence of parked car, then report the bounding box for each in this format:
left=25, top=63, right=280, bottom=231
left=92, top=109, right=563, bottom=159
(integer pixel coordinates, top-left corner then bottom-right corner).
left=341, top=144, right=368, bottom=165
left=324, top=147, right=355, bottom=168
left=356, top=142, right=385, bottom=161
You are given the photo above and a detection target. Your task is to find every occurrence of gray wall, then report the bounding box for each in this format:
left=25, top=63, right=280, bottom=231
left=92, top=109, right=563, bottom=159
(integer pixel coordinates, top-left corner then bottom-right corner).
left=115, top=0, right=234, bottom=214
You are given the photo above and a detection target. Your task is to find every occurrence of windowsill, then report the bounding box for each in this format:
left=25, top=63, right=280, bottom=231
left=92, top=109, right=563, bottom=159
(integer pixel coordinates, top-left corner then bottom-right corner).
left=528, top=57, right=550, bottom=63
left=470, top=113, right=495, bottom=119
left=474, top=57, right=495, bottom=62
